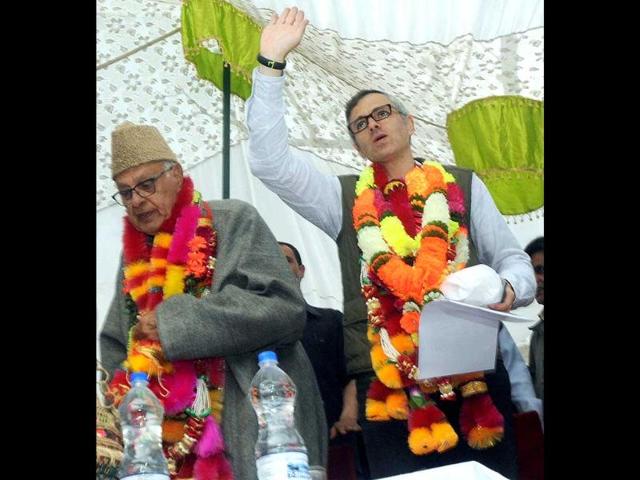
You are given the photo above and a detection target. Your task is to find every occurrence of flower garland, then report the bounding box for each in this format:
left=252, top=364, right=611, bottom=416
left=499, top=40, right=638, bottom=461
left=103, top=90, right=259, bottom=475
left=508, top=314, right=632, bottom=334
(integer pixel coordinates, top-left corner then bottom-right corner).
left=108, top=177, right=233, bottom=480
left=353, top=161, right=504, bottom=454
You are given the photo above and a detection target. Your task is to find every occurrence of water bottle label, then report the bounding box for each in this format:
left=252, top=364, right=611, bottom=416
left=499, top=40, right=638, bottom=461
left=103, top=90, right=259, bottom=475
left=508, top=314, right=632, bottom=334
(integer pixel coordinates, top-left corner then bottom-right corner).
left=120, top=475, right=170, bottom=479
left=256, top=452, right=311, bottom=479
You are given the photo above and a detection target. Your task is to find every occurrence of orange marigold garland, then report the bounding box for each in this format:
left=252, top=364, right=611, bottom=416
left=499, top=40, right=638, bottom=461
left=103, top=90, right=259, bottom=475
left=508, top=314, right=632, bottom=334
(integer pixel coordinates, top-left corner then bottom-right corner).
left=354, top=161, right=504, bottom=454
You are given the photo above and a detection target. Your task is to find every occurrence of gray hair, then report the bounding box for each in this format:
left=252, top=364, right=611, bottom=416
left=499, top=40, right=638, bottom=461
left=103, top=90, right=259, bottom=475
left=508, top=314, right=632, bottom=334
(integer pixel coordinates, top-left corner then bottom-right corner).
left=345, top=89, right=411, bottom=140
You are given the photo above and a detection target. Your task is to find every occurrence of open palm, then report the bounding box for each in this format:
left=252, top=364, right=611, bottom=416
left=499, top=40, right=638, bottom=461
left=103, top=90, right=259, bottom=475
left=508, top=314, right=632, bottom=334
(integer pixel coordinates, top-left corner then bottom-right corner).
left=260, top=7, right=309, bottom=61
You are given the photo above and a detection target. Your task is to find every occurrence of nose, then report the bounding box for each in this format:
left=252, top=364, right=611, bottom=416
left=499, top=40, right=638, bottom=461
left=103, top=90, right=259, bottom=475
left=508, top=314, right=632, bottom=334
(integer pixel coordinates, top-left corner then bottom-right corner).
left=367, top=115, right=381, bottom=131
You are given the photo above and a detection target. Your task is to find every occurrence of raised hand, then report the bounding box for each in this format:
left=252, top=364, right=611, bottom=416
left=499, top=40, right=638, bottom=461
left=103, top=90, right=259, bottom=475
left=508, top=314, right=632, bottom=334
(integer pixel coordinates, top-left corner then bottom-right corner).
left=260, top=6, right=309, bottom=63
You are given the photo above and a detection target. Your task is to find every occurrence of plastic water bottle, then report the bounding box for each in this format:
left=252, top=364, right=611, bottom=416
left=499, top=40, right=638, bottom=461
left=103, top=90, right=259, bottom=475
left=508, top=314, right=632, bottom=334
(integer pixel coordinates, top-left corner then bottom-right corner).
left=118, top=372, right=170, bottom=480
left=250, top=351, right=311, bottom=479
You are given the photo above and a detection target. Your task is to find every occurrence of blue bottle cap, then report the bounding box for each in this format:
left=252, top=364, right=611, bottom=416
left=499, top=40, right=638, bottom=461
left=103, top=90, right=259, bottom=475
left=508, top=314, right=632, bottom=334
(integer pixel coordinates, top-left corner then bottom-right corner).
left=258, top=350, right=278, bottom=364
left=130, top=371, right=149, bottom=384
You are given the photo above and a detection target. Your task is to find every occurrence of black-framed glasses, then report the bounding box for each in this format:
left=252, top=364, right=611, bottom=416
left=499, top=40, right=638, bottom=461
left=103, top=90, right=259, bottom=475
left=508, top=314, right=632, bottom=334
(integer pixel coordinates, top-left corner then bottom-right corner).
left=111, top=163, right=173, bottom=206
left=348, top=104, right=394, bottom=134
left=533, top=265, right=544, bottom=275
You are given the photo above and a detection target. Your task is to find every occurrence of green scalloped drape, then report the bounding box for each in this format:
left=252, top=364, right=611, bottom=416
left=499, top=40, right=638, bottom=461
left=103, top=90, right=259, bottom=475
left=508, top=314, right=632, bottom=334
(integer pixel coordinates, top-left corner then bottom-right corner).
left=182, top=0, right=261, bottom=100
left=447, top=96, right=543, bottom=215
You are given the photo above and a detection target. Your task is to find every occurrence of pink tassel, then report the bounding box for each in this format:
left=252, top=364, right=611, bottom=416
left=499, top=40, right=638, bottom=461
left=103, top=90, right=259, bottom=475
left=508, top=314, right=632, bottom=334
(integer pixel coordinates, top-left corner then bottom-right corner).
left=159, top=361, right=197, bottom=415
left=195, top=416, right=224, bottom=457
left=167, top=204, right=200, bottom=264
left=194, top=452, right=234, bottom=480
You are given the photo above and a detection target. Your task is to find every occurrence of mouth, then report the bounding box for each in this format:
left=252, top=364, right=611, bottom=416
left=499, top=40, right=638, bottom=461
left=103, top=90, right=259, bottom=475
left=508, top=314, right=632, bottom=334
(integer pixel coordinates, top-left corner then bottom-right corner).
left=136, top=210, right=156, bottom=223
left=373, top=133, right=388, bottom=143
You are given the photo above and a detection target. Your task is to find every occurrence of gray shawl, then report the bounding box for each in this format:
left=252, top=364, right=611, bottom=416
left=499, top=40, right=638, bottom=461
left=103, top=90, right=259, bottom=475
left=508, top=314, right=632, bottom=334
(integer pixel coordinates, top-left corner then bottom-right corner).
left=100, top=198, right=328, bottom=479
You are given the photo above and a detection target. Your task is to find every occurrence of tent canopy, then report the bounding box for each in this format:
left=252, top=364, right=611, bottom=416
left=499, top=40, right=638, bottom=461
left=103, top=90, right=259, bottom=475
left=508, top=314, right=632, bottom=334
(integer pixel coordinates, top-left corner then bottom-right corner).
left=97, top=0, right=543, bottom=354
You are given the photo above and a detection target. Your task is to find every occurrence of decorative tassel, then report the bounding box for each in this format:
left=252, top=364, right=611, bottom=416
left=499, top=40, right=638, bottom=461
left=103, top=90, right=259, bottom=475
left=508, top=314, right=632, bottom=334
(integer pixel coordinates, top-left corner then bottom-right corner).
left=408, top=427, right=438, bottom=455
left=164, top=375, right=211, bottom=475
left=161, top=361, right=197, bottom=415
left=364, top=379, right=409, bottom=420
left=367, top=378, right=392, bottom=400
left=459, top=383, right=504, bottom=449
left=374, top=363, right=404, bottom=389
left=408, top=421, right=458, bottom=454
left=386, top=390, right=409, bottom=420
left=407, top=388, right=458, bottom=455
left=366, top=399, right=390, bottom=421
left=366, top=379, right=392, bottom=421
left=194, top=452, right=234, bottom=480
left=430, top=422, right=459, bottom=453
left=194, top=416, right=224, bottom=458
left=187, top=376, right=212, bottom=418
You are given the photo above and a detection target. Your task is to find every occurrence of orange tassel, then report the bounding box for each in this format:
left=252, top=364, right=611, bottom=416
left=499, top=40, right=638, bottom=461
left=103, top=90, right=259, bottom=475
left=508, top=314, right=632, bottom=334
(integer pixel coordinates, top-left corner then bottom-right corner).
left=366, top=399, right=390, bottom=421
left=430, top=422, right=459, bottom=453
left=408, top=427, right=438, bottom=455
left=374, top=363, right=404, bottom=389
left=386, top=390, right=409, bottom=420
left=466, top=426, right=504, bottom=449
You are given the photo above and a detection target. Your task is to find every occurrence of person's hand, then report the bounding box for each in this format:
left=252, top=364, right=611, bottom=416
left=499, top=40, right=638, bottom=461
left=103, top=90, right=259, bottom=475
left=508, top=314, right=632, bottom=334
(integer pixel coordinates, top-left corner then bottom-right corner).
left=330, top=413, right=362, bottom=439
left=488, top=280, right=515, bottom=312
left=260, top=7, right=309, bottom=63
left=330, top=379, right=361, bottom=439
left=133, top=310, right=160, bottom=342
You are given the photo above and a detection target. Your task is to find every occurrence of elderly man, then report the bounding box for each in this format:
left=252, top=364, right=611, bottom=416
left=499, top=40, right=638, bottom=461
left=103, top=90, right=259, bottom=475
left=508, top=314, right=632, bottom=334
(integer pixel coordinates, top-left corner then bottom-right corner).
left=100, top=122, right=327, bottom=479
left=246, top=7, right=540, bottom=479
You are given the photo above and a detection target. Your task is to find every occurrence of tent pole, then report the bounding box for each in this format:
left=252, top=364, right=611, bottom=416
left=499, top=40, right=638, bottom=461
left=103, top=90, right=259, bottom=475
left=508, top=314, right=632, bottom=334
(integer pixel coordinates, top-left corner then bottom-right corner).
left=222, top=62, right=231, bottom=199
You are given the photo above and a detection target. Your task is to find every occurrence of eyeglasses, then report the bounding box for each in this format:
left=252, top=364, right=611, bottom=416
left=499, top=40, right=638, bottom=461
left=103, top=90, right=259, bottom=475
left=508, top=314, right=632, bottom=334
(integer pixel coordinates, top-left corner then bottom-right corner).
left=348, top=104, right=394, bottom=134
left=533, top=265, right=544, bottom=274
left=111, top=163, right=173, bottom=206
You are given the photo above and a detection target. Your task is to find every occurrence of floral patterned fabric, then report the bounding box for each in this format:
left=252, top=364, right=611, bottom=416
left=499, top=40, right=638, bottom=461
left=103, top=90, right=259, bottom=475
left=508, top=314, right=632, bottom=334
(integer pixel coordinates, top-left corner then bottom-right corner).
left=97, top=0, right=543, bottom=221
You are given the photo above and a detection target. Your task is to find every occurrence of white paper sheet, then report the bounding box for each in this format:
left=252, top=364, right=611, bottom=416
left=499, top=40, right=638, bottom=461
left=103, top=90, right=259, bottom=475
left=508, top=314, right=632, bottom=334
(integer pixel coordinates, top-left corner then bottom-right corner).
left=417, top=299, right=529, bottom=380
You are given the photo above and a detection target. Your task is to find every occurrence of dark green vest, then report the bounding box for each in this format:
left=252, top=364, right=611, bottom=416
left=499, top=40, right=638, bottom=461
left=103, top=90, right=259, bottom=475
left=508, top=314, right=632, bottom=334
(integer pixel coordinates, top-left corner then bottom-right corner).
left=336, top=164, right=478, bottom=375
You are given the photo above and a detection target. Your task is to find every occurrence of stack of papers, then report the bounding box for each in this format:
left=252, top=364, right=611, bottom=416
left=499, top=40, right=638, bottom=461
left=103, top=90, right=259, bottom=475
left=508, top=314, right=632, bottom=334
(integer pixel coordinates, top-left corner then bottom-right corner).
left=417, top=299, right=529, bottom=380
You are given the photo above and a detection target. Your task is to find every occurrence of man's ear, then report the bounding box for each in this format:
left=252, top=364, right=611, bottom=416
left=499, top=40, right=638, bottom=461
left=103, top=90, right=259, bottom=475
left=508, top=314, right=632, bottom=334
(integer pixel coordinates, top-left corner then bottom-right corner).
left=298, top=264, right=306, bottom=280
left=171, top=162, right=184, bottom=187
left=406, top=114, right=415, bottom=136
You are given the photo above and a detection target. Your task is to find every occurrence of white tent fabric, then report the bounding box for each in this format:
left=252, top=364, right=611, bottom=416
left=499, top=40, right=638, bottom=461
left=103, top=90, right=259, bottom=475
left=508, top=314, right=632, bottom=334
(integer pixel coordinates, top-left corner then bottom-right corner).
left=97, top=0, right=248, bottom=209
left=249, top=0, right=543, bottom=44
left=97, top=0, right=543, bottom=211
left=96, top=0, right=543, bottom=357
